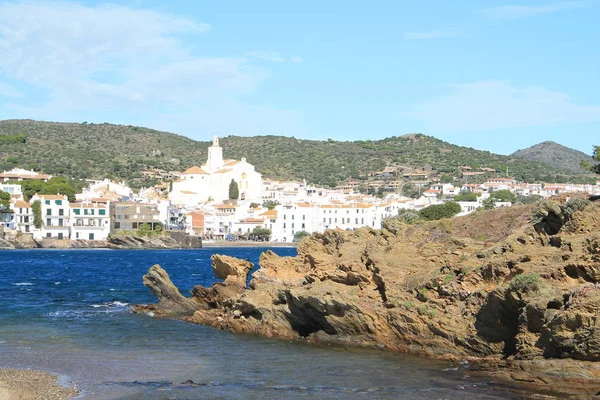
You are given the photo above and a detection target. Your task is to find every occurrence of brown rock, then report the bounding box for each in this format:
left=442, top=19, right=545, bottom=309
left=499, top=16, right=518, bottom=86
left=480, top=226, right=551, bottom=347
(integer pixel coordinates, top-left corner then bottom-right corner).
left=211, top=254, right=254, bottom=286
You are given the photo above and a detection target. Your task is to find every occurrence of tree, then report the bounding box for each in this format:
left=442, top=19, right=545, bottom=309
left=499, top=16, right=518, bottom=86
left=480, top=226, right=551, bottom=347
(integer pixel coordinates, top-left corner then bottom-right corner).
left=0, top=190, right=9, bottom=209
left=250, top=202, right=260, bottom=209
left=402, top=183, right=421, bottom=199
left=590, top=146, right=600, bottom=174
left=440, top=175, right=454, bottom=183
left=262, top=200, right=280, bottom=210
left=517, top=194, right=542, bottom=205
left=228, top=179, right=239, bottom=200
left=418, top=202, right=462, bottom=221
left=252, top=227, right=271, bottom=241
left=31, top=200, right=42, bottom=228
left=453, top=192, right=478, bottom=202
left=489, top=189, right=517, bottom=203
left=293, top=230, right=311, bottom=242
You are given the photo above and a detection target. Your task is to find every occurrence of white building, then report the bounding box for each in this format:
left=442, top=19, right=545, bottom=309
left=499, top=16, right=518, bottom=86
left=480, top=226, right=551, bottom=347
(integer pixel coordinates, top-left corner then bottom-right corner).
left=70, top=200, right=111, bottom=240
left=170, top=136, right=262, bottom=205
left=30, top=194, right=70, bottom=240
left=0, top=183, right=23, bottom=199
left=8, top=200, right=35, bottom=232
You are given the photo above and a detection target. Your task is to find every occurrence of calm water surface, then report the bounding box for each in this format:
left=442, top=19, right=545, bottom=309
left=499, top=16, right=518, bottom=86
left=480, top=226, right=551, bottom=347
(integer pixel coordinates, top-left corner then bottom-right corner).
left=0, top=249, right=524, bottom=399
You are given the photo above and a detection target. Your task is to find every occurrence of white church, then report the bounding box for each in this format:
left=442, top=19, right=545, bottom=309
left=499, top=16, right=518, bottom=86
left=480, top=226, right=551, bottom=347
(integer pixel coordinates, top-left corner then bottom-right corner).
left=169, top=136, right=262, bottom=206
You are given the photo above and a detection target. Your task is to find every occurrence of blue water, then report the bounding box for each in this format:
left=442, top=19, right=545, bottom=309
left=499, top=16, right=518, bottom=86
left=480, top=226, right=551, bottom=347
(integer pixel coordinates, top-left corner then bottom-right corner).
left=0, top=249, right=524, bottom=399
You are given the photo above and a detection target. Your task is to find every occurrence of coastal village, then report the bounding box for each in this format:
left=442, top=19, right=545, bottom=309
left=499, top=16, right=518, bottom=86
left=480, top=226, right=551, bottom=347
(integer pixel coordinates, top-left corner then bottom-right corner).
left=1, top=135, right=599, bottom=245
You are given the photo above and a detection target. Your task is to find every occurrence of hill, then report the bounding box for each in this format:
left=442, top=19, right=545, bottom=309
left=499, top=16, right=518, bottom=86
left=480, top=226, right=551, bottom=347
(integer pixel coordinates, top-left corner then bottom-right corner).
left=511, top=141, right=594, bottom=174
left=0, top=119, right=595, bottom=187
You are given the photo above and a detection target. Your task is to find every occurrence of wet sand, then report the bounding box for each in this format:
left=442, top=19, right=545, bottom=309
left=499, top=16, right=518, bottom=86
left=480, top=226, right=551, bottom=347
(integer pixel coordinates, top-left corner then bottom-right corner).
left=0, top=369, right=76, bottom=400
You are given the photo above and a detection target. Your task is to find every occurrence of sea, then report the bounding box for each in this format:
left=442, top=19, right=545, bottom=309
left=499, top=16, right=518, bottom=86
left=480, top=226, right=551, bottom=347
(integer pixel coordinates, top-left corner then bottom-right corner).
left=0, top=248, right=526, bottom=399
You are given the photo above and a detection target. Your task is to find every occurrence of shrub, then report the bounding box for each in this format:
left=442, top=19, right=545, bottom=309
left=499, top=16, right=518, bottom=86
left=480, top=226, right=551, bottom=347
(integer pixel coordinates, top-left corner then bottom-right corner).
left=563, top=198, right=590, bottom=219
left=419, top=202, right=461, bottom=221
left=508, top=273, right=542, bottom=293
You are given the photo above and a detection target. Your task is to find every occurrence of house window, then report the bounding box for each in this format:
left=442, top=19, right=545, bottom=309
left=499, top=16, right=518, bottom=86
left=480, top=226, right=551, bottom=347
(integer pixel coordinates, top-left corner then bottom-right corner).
left=58, top=233, right=63, bottom=240
left=114, top=222, right=120, bottom=229
left=99, top=209, right=106, bottom=216
left=45, top=200, right=50, bottom=205
left=56, top=200, right=62, bottom=205
left=76, top=232, right=79, bottom=239
left=46, top=209, right=51, bottom=216
left=58, top=209, right=64, bottom=216
left=90, top=209, right=95, bottom=215
left=283, top=223, right=286, bottom=229
left=302, top=223, right=305, bottom=229
left=46, top=218, right=51, bottom=226
left=89, top=233, right=94, bottom=240
left=291, top=223, right=295, bottom=229
left=302, top=215, right=305, bottom=220
left=84, top=209, right=88, bottom=215
left=46, top=233, right=51, bottom=238
left=58, top=219, right=63, bottom=226
left=355, top=218, right=358, bottom=224
left=73, top=209, right=80, bottom=215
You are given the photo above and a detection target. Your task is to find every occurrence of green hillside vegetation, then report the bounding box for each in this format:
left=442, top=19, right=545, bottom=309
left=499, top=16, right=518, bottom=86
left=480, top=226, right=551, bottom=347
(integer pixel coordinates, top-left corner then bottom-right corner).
left=0, top=120, right=595, bottom=188
left=511, top=141, right=595, bottom=174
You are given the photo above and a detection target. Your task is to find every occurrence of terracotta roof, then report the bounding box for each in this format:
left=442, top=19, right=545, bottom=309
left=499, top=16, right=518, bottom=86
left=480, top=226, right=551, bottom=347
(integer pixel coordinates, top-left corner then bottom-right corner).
left=224, top=160, right=240, bottom=166
left=181, top=190, right=197, bottom=195
left=13, top=200, right=31, bottom=208
left=215, top=204, right=236, bottom=209
left=259, top=209, right=277, bottom=217
left=39, top=194, right=67, bottom=200
left=183, top=166, right=208, bottom=175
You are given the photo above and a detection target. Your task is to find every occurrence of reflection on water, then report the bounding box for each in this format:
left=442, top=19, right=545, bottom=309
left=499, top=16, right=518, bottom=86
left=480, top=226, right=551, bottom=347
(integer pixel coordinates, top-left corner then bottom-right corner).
left=0, top=249, right=522, bottom=399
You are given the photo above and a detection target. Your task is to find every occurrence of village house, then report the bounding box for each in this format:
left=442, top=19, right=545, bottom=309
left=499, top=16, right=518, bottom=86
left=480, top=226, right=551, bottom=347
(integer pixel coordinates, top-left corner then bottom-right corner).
left=0, top=168, right=51, bottom=183
left=70, top=200, right=111, bottom=240
left=110, top=201, right=161, bottom=233
left=29, top=194, right=70, bottom=240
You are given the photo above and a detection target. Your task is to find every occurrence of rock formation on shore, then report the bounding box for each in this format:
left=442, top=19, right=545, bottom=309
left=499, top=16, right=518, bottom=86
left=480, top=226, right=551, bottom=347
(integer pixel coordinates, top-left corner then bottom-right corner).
left=134, top=196, right=600, bottom=398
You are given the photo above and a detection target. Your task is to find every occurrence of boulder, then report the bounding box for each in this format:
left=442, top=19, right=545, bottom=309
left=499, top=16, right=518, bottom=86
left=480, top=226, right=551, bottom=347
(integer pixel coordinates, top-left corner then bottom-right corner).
left=211, top=254, right=253, bottom=287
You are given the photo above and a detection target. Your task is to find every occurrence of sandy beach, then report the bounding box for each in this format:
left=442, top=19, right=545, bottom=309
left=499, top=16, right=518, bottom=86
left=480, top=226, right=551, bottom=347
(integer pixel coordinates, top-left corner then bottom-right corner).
left=0, top=369, right=76, bottom=400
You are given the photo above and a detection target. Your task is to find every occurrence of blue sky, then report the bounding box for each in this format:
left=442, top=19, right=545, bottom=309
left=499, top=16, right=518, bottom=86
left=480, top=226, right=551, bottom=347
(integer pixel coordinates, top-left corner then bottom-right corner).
left=0, top=0, right=598, bottom=155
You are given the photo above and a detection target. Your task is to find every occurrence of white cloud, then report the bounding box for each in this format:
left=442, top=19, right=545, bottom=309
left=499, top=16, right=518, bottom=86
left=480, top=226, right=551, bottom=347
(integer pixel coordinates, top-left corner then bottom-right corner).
left=403, top=31, right=455, bottom=40
left=290, top=55, right=304, bottom=63
left=0, top=81, right=22, bottom=98
left=477, top=1, right=585, bottom=20
left=0, top=1, right=300, bottom=137
left=405, top=81, right=600, bottom=132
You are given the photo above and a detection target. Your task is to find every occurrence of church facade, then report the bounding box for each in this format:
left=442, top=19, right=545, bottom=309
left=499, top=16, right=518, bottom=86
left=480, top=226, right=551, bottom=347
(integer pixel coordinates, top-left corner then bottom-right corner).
left=169, top=137, right=262, bottom=206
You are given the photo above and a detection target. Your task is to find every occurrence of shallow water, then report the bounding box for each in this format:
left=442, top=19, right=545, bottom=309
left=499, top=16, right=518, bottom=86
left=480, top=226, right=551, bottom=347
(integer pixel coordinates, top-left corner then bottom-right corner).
left=0, top=249, right=524, bottom=399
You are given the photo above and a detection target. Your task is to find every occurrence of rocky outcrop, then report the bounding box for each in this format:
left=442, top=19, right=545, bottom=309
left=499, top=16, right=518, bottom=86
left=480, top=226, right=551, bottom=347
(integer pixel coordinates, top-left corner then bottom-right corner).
left=107, top=234, right=181, bottom=249
left=211, top=254, right=253, bottom=287
left=133, top=264, right=202, bottom=316
left=136, top=196, right=600, bottom=398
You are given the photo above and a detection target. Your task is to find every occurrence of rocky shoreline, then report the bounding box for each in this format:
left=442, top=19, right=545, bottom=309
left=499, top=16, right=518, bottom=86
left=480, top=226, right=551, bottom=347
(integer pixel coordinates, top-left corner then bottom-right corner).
left=0, top=233, right=200, bottom=250
left=134, top=196, right=600, bottom=398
